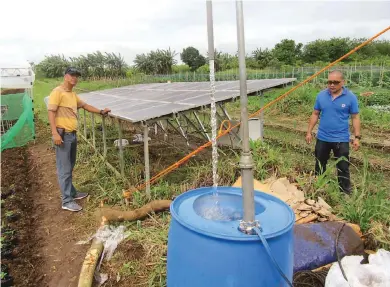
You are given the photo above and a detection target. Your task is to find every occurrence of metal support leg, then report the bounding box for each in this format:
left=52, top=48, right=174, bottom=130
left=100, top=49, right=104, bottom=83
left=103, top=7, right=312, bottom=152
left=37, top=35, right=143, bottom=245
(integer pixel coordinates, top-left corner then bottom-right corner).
left=259, top=91, right=264, bottom=140
left=167, top=119, right=189, bottom=145
left=91, top=113, right=96, bottom=148
left=182, top=113, right=209, bottom=141
left=143, top=124, right=151, bottom=196
left=102, top=116, right=107, bottom=158
left=83, top=109, right=87, bottom=138
left=218, top=103, right=232, bottom=120
left=118, top=119, right=125, bottom=177
left=174, top=115, right=189, bottom=146
left=157, top=120, right=168, bottom=141
left=193, top=111, right=210, bottom=141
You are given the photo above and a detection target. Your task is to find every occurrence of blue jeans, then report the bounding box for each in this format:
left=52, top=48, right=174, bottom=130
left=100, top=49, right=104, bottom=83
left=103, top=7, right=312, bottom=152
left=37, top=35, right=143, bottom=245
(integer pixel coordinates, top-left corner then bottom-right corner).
left=55, top=130, right=78, bottom=204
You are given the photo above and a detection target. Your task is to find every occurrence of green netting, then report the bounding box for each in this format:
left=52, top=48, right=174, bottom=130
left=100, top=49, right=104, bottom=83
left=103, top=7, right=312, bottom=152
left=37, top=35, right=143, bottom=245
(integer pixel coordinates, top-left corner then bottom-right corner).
left=1, top=92, right=35, bottom=151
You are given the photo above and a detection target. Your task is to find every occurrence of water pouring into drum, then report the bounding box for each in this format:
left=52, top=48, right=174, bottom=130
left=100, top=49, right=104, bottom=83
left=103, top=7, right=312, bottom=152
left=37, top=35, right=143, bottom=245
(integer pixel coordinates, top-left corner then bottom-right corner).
left=166, top=1, right=295, bottom=286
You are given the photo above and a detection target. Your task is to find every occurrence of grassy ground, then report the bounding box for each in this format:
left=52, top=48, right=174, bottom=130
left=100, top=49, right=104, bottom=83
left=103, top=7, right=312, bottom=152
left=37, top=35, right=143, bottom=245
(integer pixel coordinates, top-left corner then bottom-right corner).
left=34, top=77, right=390, bottom=286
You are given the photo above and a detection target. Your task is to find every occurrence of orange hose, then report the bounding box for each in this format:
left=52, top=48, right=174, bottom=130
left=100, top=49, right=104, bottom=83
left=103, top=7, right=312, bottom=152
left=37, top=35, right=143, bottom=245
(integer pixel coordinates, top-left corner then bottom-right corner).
left=127, top=26, right=390, bottom=196
left=218, top=120, right=232, bottom=135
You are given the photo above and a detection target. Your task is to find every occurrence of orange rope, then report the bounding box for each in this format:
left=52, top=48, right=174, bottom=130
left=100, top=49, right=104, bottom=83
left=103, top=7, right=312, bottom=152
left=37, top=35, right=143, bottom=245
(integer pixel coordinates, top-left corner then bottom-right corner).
left=125, top=26, right=390, bottom=197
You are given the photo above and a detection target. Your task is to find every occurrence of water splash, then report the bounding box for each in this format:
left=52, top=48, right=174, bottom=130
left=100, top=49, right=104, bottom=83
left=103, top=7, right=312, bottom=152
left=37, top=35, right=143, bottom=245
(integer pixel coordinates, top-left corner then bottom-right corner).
left=199, top=205, right=242, bottom=221
left=209, top=59, right=218, bottom=192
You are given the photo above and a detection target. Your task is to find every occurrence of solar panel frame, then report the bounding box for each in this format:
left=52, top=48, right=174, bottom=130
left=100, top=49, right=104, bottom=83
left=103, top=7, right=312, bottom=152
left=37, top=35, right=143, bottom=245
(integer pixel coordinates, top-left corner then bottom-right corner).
left=78, top=78, right=296, bottom=123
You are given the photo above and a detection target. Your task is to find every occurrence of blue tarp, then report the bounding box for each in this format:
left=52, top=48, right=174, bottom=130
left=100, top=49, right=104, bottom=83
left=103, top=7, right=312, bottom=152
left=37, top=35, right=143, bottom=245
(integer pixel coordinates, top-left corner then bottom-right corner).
left=294, top=222, right=364, bottom=272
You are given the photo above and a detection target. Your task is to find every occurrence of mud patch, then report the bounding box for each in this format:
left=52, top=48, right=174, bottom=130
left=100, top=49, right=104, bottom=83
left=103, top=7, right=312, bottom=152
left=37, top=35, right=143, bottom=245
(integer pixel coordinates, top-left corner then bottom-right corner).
left=115, top=240, right=145, bottom=261
left=1, top=147, right=42, bottom=286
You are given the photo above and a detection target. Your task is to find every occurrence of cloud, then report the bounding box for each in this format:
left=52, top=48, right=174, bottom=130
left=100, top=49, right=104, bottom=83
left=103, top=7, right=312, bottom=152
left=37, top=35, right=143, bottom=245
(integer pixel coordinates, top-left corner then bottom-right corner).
left=1, top=0, right=389, bottom=65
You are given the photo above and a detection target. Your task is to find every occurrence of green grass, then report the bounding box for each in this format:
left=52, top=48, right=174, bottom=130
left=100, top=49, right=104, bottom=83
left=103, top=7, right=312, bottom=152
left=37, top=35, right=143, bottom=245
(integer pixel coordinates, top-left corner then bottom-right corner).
left=33, top=77, right=390, bottom=286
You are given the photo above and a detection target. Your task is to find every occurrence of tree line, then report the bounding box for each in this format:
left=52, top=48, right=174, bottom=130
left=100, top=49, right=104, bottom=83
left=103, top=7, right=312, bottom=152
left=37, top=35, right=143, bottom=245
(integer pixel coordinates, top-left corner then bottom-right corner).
left=36, top=51, right=128, bottom=78
left=36, top=37, right=390, bottom=78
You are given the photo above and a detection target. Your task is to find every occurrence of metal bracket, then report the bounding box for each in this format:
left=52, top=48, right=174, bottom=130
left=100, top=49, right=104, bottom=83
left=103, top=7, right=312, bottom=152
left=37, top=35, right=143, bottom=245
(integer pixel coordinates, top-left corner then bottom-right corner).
left=238, top=220, right=260, bottom=235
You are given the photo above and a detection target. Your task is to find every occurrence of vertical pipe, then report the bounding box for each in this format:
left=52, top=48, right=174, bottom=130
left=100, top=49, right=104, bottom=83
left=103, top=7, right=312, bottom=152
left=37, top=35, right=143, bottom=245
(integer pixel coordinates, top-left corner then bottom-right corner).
left=236, top=0, right=255, bottom=225
left=206, top=0, right=218, bottom=189
left=118, top=119, right=125, bottom=177
left=83, top=109, right=87, bottom=138
left=102, top=116, right=107, bottom=158
left=91, top=113, right=96, bottom=148
left=143, top=124, right=151, bottom=196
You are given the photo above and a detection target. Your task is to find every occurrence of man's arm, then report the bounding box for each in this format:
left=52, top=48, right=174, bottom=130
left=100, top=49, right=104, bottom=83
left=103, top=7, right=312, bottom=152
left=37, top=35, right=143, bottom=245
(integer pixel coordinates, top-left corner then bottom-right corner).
left=76, top=94, right=110, bottom=115
left=307, top=110, right=320, bottom=134
left=350, top=94, right=360, bottom=151
left=351, top=113, right=361, bottom=151
left=306, top=110, right=320, bottom=144
left=48, top=110, right=63, bottom=145
left=82, top=103, right=111, bottom=115
left=47, top=91, right=63, bottom=145
left=351, top=113, right=361, bottom=137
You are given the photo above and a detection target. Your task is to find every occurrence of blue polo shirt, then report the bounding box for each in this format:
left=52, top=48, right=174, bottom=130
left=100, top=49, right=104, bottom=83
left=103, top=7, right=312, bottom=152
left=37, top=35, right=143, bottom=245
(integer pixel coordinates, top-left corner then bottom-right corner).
left=314, top=87, right=359, bottom=143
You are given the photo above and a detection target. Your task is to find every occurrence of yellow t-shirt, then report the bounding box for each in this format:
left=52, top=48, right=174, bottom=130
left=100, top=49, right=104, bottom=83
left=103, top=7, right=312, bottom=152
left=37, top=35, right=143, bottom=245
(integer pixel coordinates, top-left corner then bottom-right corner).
left=47, top=86, right=85, bottom=132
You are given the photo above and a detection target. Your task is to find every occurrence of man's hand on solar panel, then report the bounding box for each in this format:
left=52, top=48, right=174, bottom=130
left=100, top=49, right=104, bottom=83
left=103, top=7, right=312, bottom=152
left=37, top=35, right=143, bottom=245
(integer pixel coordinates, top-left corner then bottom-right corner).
left=100, top=108, right=111, bottom=115
left=82, top=104, right=111, bottom=116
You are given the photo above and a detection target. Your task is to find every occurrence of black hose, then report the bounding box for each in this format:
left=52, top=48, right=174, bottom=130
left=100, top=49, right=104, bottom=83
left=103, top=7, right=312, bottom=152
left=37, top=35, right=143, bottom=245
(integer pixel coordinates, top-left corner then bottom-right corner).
left=336, top=223, right=349, bottom=283
left=254, top=226, right=294, bottom=287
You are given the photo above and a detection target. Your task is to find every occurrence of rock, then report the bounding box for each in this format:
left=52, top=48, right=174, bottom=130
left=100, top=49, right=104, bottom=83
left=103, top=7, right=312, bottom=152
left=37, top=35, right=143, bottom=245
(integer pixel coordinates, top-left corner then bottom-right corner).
left=318, top=217, right=328, bottom=222
left=294, top=213, right=303, bottom=221
left=328, top=214, right=342, bottom=221
left=305, top=199, right=315, bottom=206
left=279, top=177, right=290, bottom=185
left=317, top=197, right=332, bottom=210
left=297, top=203, right=312, bottom=211
left=311, top=205, right=321, bottom=212
left=289, top=200, right=302, bottom=210
left=317, top=208, right=332, bottom=217
left=299, top=211, right=310, bottom=218
left=288, top=185, right=305, bottom=202
left=296, top=214, right=318, bottom=224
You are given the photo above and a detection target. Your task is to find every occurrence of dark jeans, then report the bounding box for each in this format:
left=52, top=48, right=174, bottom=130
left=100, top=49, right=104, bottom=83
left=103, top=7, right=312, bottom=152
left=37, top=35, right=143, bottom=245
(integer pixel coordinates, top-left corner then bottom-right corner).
left=314, top=139, right=351, bottom=194
left=55, top=129, right=79, bottom=204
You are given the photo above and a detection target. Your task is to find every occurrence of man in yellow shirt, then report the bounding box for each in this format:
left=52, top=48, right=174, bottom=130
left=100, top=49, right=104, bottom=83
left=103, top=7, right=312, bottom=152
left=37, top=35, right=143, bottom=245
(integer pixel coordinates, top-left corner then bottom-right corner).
left=48, top=67, right=111, bottom=212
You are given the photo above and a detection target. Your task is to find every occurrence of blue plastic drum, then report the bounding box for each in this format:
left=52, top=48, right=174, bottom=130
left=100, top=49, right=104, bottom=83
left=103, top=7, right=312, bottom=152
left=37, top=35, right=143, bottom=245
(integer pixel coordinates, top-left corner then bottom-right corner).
left=167, top=186, right=295, bottom=287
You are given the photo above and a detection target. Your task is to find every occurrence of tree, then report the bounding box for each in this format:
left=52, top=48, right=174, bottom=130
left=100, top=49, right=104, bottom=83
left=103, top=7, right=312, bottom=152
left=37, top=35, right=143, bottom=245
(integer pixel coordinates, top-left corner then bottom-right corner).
left=37, top=51, right=127, bottom=78
left=272, top=39, right=302, bottom=65
left=302, top=40, right=330, bottom=63
left=180, top=47, right=206, bottom=71
left=252, top=48, right=274, bottom=69
left=36, top=54, right=70, bottom=78
left=134, top=48, right=177, bottom=75
left=327, top=38, right=353, bottom=62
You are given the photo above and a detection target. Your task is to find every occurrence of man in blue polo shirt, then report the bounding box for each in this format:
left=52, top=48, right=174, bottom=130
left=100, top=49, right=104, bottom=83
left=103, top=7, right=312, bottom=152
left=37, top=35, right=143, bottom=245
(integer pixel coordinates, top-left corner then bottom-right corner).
left=306, top=70, right=361, bottom=194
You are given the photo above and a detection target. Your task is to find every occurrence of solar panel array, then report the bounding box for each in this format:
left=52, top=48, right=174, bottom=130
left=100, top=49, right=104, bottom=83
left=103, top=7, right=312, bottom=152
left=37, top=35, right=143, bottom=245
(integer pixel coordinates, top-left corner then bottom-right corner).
left=78, top=78, right=295, bottom=123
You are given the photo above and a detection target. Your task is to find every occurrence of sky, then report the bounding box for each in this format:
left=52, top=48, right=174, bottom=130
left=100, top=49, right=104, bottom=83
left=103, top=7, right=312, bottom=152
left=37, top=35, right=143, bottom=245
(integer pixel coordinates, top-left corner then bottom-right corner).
left=1, top=0, right=389, bottom=66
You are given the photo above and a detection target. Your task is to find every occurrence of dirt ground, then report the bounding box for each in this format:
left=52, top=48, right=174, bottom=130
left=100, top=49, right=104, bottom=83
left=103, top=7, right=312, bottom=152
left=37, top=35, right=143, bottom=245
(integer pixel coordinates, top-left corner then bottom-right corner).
left=1, top=142, right=88, bottom=287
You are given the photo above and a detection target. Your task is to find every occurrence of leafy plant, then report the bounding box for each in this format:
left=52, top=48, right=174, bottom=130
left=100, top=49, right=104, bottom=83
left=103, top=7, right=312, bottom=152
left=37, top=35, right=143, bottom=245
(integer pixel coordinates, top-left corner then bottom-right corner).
left=1, top=271, right=7, bottom=280
left=5, top=211, right=13, bottom=217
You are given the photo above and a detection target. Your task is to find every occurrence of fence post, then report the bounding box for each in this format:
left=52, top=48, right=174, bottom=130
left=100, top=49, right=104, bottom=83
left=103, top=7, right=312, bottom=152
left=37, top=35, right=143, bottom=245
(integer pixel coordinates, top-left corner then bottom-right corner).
left=143, top=124, right=151, bottom=197
left=91, top=113, right=96, bottom=148
left=83, top=110, right=87, bottom=138
left=117, top=119, right=125, bottom=177
left=102, top=116, right=107, bottom=158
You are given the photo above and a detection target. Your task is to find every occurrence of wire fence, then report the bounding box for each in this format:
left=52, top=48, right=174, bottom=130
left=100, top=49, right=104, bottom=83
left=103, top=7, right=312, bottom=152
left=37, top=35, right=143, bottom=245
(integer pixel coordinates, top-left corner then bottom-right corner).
left=84, top=64, right=390, bottom=89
